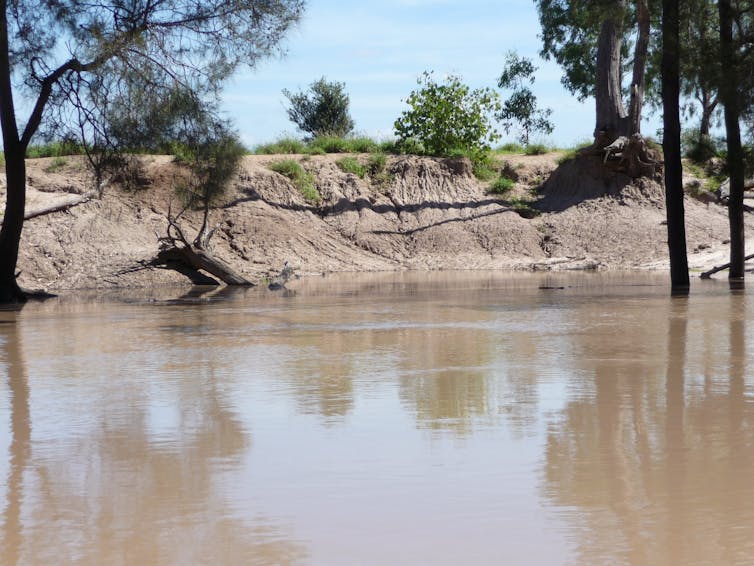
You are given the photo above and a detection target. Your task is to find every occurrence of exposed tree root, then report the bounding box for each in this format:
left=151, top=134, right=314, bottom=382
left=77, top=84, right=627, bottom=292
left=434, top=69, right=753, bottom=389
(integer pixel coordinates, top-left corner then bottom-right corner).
left=579, top=133, right=662, bottom=179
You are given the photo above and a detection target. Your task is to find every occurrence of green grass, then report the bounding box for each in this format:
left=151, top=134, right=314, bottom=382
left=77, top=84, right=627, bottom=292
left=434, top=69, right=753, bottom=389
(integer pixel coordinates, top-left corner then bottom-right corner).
left=26, top=140, right=86, bottom=158
left=336, top=156, right=367, bottom=178
left=507, top=197, right=540, bottom=218
left=268, top=159, right=320, bottom=204
left=254, top=137, right=308, bottom=155
left=494, top=143, right=525, bottom=154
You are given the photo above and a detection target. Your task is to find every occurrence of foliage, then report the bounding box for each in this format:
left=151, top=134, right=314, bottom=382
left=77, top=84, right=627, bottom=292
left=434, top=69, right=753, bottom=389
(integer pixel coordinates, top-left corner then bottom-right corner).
left=336, top=156, right=367, bottom=178
left=283, top=77, right=355, bottom=139
left=535, top=0, right=633, bottom=101
left=498, top=51, right=554, bottom=146
left=26, top=140, right=86, bottom=158
left=366, top=153, right=388, bottom=176
left=682, top=128, right=723, bottom=163
left=489, top=176, right=515, bottom=195
left=175, top=124, right=246, bottom=213
left=269, top=159, right=320, bottom=204
left=308, top=135, right=352, bottom=153
left=394, top=72, right=501, bottom=157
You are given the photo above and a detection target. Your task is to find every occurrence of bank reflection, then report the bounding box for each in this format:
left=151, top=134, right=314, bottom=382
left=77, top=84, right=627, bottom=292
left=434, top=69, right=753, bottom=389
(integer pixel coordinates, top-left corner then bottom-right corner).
left=544, top=293, right=754, bottom=564
left=0, top=309, right=307, bottom=566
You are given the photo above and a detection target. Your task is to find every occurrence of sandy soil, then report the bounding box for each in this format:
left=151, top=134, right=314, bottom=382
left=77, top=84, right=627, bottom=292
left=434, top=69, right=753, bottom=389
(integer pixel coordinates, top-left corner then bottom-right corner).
left=4, top=151, right=752, bottom=291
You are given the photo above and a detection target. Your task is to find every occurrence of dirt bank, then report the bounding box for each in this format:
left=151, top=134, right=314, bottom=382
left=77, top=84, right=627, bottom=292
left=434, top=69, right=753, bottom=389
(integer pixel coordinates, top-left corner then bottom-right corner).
left=5, top=151, right=751, bottom=291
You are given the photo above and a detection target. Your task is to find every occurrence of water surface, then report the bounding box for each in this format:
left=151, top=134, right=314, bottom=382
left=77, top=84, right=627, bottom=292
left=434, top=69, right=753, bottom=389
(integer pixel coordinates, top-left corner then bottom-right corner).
left=0, top=272, right=752, bottom=565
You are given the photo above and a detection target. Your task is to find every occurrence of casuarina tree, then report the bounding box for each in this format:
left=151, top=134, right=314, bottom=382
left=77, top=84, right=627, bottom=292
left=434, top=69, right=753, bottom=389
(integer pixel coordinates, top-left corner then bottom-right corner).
left=0, top=0, right=304, bottom=302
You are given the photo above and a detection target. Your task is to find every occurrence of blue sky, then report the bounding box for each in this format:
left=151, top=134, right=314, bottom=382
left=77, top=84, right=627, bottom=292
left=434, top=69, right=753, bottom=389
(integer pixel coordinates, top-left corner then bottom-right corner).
left=222, top=0, right=662, bottom=149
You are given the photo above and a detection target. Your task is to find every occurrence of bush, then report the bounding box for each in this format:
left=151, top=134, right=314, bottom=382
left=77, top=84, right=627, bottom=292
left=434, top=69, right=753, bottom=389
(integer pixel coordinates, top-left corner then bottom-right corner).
left=283, top=77, right=355, bottom=139
left=367, top=153, right=387, bottom=175
left=490, top=176, right=515, bottom=195
left=682, top=129, right=722, bottom=163
left=348, top=136, right=380, bottom=153
left=524, top=143, right=549, bottom=156
left=269, top=159, right=320, bottom=204
left=495, top=142, right=525, bottom=154
left=394, top=72, right=501, bottom=157
left=336, top=156, right=367, bottom=178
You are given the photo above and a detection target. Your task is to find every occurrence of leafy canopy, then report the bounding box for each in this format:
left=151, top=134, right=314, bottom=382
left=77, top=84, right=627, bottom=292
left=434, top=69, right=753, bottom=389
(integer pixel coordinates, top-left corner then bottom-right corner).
left=394, top=72, right=501, bottom=157
left=497, top=51, right=554, bottom=146
left=283, top=77, right=355, bottom=139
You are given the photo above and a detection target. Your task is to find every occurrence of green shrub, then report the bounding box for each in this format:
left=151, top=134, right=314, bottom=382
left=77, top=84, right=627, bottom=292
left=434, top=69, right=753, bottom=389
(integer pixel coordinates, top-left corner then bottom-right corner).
left=26, top=139, right=86, bottom=158
left=283, top=77, right=355, bottom=138
left=336, top=156, right=367, bottom=178
left=269, top=159, right=320, bottom=204
left=524, top=143, right=549, bottom=156
left=394, top=71, right=501, bottom=157
left=490, top=176, right=515, bottom=195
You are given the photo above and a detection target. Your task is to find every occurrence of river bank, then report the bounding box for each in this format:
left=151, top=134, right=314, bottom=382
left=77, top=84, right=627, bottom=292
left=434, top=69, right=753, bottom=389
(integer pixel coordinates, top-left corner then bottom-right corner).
left=7, top=151, right=751, bottom=291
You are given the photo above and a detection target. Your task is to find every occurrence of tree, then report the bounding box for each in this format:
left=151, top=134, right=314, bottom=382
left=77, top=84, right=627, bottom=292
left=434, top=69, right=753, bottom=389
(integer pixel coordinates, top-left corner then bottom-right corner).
left=394, top=72, right=501, bottom=156
left=662, top=0, right=690, bottom=290
left=497, top=51, right=554, bottom=146
left=536, top=0, right=651, bottom=144
left=718, top=0, right=747, bottom=280
left=0, top=0, right=304, bottom=302
left=282, top=77, right=354, bottom=139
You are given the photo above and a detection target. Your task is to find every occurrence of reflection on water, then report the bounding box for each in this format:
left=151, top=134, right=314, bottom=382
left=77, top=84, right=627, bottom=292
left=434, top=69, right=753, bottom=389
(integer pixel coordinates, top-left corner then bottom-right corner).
left=0, top=271, right=752, bottom=564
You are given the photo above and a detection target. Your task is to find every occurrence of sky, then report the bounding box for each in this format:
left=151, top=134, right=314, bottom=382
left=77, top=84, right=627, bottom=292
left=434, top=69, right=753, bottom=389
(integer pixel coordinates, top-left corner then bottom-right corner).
left=221, top=0, right=663, bottom=149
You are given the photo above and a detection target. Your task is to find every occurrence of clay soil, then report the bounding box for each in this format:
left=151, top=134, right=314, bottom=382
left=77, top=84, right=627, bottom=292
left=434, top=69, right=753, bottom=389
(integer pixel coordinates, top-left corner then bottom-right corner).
left=5, top=151, right=752, bottom=292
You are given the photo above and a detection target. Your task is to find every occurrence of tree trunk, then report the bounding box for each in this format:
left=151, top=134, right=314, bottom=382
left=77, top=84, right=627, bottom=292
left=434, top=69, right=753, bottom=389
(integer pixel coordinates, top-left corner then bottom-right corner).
left=718, top=0, right=746, bottom=280
left=0, top=1, right=26, bottom=302
left=628, top=0, right=650, bottom=135
left=662, top=0, right=690, bottom=291
left=699, top=94, right=718, bottom=138
left=595, top=0, right=628, bottom=144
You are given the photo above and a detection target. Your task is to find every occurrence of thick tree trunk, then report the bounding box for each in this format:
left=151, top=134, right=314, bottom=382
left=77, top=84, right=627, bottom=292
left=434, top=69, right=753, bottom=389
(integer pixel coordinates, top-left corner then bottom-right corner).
left=662, top=0, right=690, bottom=291
left=629, top=0, right=650, bottom=135
left=595, top=0, right=628, bottom=144
left=718, top=0, right=746, bottom=280
left=0, top=1, right=26, bottom=302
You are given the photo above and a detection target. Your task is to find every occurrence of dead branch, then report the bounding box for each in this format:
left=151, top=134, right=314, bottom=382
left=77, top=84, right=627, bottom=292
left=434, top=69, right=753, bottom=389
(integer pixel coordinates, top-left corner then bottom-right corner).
left=700, top=252, right=754, bottom=279
left=24, top=191, right=97, bottom=220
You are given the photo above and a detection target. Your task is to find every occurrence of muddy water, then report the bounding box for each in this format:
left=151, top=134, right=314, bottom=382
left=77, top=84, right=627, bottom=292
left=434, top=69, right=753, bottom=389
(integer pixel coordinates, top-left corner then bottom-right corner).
left=0, top=272, right=752, bottom=565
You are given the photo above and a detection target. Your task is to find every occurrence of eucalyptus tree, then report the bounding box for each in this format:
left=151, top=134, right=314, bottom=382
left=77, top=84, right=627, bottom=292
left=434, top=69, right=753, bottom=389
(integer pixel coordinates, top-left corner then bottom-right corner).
left=0, top=0, right=304, bottom=302
left=535, top=0, right=651, bottom=144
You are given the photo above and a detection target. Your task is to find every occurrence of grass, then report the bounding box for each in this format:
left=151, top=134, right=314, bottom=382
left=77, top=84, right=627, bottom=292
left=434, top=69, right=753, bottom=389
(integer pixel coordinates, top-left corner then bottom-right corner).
left=336, top=156, right=367, bottom=178
left=26, top=140, right=86, bottom=158
left=43, top=156, right=68, bottom=173
left=254, top=135, right=394, bottom=156
left=268, top=159, right=320, bottom=204
left=507, top=197, right=540, bottom=218
left=524, top=143, right=549, bottom=156
left=494, top=143, right=525, bottom=154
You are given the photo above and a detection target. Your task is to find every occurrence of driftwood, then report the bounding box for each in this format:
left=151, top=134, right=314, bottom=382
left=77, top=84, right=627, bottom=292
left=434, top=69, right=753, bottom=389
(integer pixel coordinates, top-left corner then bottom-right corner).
left=157, top=211, right=252, bottom=286
left=700, top=253, right=754, bottom=279
left=24, top=191, right=97, bottom=220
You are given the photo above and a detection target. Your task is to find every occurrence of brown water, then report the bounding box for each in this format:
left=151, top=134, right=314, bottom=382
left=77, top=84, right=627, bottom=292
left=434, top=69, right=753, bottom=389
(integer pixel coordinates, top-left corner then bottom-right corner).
left=0, top=271, right=752, bottom=565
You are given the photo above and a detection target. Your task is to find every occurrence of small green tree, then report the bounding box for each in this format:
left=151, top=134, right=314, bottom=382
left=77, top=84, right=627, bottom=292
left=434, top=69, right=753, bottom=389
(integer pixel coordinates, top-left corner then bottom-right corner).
left=393, top=72, right=501, bottom=156
left=283, top=77, right=355, bottom=138
left=497, top=51, right=554, bottom=146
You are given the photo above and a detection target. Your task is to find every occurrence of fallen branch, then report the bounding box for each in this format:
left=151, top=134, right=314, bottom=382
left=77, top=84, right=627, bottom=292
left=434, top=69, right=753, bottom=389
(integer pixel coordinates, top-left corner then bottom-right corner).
left=24, top=191, right=97, bottom=220
left=700, top=252, right=754, bottom=279
left=158, top=209, right=253, bottom=286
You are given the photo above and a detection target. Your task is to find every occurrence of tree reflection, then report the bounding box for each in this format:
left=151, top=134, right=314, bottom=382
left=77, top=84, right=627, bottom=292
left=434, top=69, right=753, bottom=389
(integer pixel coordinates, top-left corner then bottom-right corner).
left=544, top=293, right=754, bottom=564
left=0, top=309, right=308, bottom=565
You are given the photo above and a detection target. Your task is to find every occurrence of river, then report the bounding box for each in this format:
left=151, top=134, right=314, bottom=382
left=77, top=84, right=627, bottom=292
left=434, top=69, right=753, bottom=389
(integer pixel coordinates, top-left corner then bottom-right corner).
left=0, top=271, right=751, bottom=565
